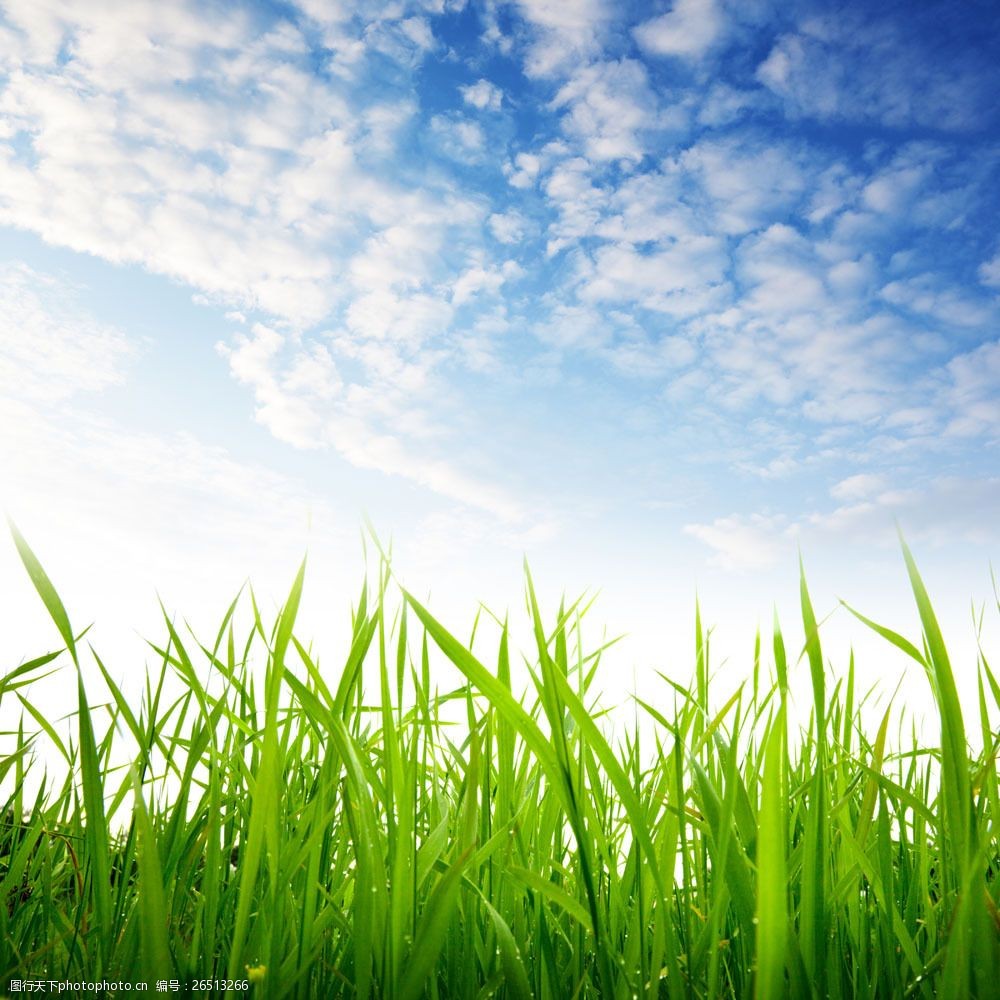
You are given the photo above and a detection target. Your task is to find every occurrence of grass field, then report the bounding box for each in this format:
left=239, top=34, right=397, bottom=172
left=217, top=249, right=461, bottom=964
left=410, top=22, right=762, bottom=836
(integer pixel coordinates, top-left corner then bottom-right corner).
left=2, top=523, right=999, bottom=998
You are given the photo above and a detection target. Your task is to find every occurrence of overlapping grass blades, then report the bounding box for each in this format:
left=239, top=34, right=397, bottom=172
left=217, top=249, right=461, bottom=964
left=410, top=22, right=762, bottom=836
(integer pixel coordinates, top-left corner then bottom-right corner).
left=1, top=524, right=999, bottom=997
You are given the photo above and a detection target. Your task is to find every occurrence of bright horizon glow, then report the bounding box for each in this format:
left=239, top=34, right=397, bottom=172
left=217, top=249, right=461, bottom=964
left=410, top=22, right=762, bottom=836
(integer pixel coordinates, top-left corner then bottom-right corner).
left=1, top=0, right=998, bottom=737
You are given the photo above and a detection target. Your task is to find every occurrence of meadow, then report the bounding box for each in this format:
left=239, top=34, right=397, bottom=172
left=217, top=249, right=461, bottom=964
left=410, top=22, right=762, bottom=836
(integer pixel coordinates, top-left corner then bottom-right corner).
left=1, top=522, right=999, bottom=998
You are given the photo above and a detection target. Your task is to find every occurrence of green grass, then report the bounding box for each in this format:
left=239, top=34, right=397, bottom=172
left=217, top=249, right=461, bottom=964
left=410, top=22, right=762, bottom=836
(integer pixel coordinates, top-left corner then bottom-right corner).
left=2, top=524, right=999, bottom=998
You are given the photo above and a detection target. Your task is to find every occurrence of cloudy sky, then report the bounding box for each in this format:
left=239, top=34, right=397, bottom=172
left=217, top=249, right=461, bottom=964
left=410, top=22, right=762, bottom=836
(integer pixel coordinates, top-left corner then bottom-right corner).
left=1, top=0, right=998, bottom=717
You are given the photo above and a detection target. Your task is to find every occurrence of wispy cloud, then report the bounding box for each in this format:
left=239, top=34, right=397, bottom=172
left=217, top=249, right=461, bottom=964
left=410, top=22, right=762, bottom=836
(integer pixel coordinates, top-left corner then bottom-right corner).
left=460, top=78, right=504, bottom=111
left=510, top=0, right=610, bottom=77
left=830, top=474, right=887, bottom=502
left=977, top=251, right=1000, bottom=289
left=634, top=0, right=723, bottom=61
left=684, top=513, right=795, bottom=572
left=686, top=477, right=1000, bottom=571
left=552, top=59, right=663, bottom=162
left=428, top=113, right=488, bottom=162
left=756, top=5, right=1000, bottom=131
left=217, top=320, right=528, bottom=522
left=0, top=263, right=136, bottom=401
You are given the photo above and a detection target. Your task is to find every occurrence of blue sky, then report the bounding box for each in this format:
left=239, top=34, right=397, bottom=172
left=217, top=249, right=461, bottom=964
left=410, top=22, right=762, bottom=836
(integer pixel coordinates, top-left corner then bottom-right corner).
left=1, top=0, right=998, bottom=713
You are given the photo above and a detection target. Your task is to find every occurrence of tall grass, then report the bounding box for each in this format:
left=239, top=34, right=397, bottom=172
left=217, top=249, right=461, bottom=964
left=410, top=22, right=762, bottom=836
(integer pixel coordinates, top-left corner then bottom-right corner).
left=2, top=524, right=999, bottom=997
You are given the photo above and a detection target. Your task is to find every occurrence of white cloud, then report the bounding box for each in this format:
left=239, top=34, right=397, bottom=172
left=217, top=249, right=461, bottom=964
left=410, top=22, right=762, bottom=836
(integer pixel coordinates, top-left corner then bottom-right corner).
left=359, top=99, right=418, bottom=153
left=0, top=12, right=357, bottom=324
left=578, top=237, right=729, bottom=316
left=217, top=318, right=528, bottom=520
left=805, top=163, right=863, bottom=224
left=697, top=83, right=761, bottom=127
left=736, top=225, right=828, bottom=314
left=210, top=214, right=532, bottom=520
left=688, top=477, right=1000, bottom=571
left=509, top=113, right=997, bottom=480
left=327, top=417, right=526, bottom=521
left=661, top=223, right=919, bottom=430
left=0, top=0, right=481, bottom=331
left=826, top=256, right=876, bottom=298
left=513, top=0, right=609, bottom=77
left=542, top=156, right=606, bottom=250
left=756, top=11, right=999, bottom=131
left=512, top=0, right=606, bottom=35
left=0, top=263, right=136, bottom=402
left=941, top=340, right=1000, bottom=437
left=501, top=113, right=995, bottom=474
left=593, top=169, right=698, bottom=244
left=831, top=473, right=887, bottom=501
left=880, top=275, right=995, bottom=329
left=738, top=454, right=798, bottom=480
left=505, top=151, right=542, bottom=188
left=452, top=259, right=522, bottom=305
left=634, top=0, right=722, bottom=60
left=602, top=330, right=696, bottom=377
left=862, top=163, right=932, bottom=215
left=219, top=324, right=340, bottom=449
left=460, top=78, right=503, bottom=111
left=429, top=113, right=487, bottom=161
left=677, top=135, right=810, bottom=235
left=684, top=513, right=794, bottom=571
left=552, top=59, right=662, bottom=163
left=531, top=301, right=698, bottom=377
left=363, top=15, right=438, bottom=64
left=807, top=478, right=1000, bottom=548
left=488, top=209, right=530, bottom=244
left=345, top=289, right=454, bottom=347
left=843, top=142, right=975, bottom=234
left=349, top=221, right=441, bottom=293
left=979, top=252, right=1000, bottom=289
